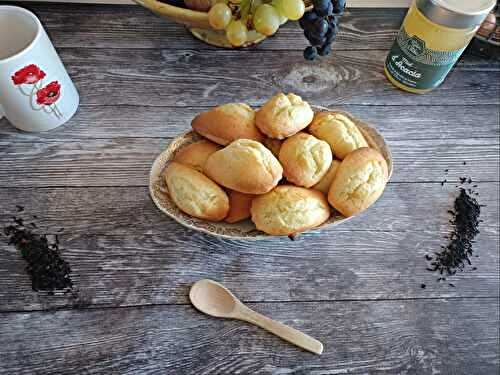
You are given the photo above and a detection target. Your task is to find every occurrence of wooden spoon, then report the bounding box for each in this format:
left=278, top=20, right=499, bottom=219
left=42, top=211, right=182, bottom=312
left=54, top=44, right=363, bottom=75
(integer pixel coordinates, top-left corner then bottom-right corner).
left=189, top=279, right=324, bottom=355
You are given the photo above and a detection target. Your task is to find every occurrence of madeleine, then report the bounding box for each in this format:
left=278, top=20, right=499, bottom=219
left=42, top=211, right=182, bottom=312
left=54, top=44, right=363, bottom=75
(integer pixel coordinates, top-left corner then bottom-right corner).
left=328, top=148, right=388, bottom=217
left=204, top=139, right=283, bottom=194
left=251, top=185, right=330, bottom=235
left=165, top=162, right=229, bottom=221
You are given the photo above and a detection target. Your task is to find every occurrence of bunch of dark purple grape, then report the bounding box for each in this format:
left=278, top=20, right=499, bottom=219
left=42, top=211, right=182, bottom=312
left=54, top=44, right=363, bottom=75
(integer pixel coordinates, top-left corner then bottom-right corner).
left=299, top=0, right=346, bottom=60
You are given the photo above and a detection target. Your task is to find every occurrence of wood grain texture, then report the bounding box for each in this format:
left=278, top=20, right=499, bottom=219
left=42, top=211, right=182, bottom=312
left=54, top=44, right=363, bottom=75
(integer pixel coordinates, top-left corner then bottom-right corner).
left=1, top=4, right=499, bottom=373
left=1, top=105, right=498, bottom=141
left=1, top=299, right=498, bottom=374
left=38, top=48, right=500, bottom=108
left=26, top=4, right=406, bottom=51
left=0, top=182, right=498, bottom=235
left=1, top=137, right=498, bottom=187
left=1, top=227, right=498, bottom=311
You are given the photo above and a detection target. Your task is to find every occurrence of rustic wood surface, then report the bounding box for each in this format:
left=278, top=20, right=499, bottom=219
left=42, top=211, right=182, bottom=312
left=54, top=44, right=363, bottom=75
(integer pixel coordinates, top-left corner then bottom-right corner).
left=0, top=3, right=499, bottom=374
left=1, top=299, right=499, bottom=374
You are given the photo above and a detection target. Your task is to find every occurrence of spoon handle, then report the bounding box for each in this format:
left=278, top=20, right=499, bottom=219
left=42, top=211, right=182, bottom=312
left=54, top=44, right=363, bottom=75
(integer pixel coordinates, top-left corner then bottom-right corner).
left=237, top=306, right=323, bottom=355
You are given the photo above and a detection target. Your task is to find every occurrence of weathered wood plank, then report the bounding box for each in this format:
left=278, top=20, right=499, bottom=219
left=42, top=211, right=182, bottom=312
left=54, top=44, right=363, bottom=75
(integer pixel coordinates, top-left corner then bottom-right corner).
left=0, top=137, right=498, bottom=187
left=1, top=226, right=498, bottom=311
left=0, top=182, right=497, bottom=235
left=27, top=4, right=406, bottom=51
left=21, top=1, right=500, bottom=74
left=48, top=48, right=499, bottom=107
left=1, top=299, right=498, bottom=374
left=1, top=105, right=498, bottom=141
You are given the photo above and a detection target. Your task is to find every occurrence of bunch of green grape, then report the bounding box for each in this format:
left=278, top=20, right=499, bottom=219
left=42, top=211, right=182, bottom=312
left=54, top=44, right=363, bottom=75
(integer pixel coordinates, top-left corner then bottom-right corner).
left=208, top=0, right=305, bottom=46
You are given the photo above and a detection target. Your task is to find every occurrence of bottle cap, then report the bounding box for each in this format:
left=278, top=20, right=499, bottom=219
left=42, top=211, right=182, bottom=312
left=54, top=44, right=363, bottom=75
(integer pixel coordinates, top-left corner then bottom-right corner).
left=416, top=0, right=497, bottom=29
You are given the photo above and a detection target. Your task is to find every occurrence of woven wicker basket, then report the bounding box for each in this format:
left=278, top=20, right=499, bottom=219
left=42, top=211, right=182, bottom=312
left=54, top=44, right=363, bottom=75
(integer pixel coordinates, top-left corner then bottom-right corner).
left=134, top=0, right=312, bottom=47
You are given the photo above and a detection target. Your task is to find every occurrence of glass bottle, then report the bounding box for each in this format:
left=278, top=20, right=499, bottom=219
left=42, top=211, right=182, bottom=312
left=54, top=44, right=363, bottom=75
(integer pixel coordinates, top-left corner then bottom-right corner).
left=385, top=0, right=496, bottom=93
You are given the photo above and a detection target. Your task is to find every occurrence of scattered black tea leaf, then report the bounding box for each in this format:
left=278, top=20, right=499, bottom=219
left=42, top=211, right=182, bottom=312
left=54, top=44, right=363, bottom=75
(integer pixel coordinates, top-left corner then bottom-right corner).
left=427, top=187, right=481, bottom=278
left=3, top=216, right=73, bottom=293
left=16, top=205, right=24, bottom=212
left=420, top=283, right=426, bottom=289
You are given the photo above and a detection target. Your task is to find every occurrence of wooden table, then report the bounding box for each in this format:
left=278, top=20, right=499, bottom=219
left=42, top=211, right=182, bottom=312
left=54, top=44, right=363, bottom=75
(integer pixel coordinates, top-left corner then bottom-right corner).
left=1, top=3, right=499, bottom=374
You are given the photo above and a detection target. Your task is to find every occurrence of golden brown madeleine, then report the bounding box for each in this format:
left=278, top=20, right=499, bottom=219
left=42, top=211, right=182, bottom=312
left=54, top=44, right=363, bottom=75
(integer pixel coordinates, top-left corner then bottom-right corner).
left=262, top=137, right=282, bottom=158
left=164, top=162, right=229, bottom=221
left=191, top=103, right=264, bottom=146
left=328, top=148, right=388, bottom=217
left=173, top=140, right=222, bottom=172
left=278, top=132, right=333, bottom=188
left=225, top=190, right=255, bottom=223
left=312, top=159, right=341, bottom=195
left=309, top=111, right=368, bottom=159
left=204, top=139, right=283, bottom=194
left=255, top=93, right=314, bottom=139
left=251, top=185, right=330, bottom=236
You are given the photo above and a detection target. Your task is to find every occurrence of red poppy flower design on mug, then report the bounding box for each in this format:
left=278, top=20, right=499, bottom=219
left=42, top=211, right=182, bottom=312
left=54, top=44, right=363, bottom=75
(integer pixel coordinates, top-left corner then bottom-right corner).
left=11, top=64, right=63, bottom=119
left=11, top=64, right=46, bottom=85
left=36, top=81, right=61, bottom=105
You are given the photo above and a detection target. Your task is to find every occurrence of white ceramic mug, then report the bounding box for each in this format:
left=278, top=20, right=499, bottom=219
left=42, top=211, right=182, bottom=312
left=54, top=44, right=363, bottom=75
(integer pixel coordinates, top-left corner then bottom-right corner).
left=0, top=6, right=79, bottom=132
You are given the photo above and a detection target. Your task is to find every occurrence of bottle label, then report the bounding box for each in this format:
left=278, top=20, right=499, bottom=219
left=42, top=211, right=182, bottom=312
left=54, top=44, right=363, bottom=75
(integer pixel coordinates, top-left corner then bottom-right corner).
left=385, top=27, right=466, bottom=90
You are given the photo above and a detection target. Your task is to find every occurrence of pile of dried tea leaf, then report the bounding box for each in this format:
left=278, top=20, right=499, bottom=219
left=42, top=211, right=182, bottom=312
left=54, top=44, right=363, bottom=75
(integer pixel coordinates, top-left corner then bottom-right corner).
left=428, top=188, right=481, bottom=276
left=3, top=213, right=73, bottom=294
left=425, top=174, right=483, bottom=286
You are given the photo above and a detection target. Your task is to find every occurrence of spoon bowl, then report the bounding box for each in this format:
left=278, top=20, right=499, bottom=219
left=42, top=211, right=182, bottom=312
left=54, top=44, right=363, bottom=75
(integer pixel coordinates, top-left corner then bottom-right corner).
left=189, top=279, right=238, bottom=318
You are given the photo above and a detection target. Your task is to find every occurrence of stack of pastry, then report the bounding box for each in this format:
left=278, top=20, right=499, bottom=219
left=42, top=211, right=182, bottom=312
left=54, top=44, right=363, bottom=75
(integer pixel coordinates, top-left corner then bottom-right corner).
left=165, top=93, right=389, bottom=236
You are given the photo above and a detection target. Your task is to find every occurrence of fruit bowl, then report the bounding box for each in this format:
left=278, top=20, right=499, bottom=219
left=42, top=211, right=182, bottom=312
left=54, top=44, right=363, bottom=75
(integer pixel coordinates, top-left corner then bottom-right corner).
left=149, top=106, right=393, bottom=240
left=133, top=0, right=312, bottom=47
